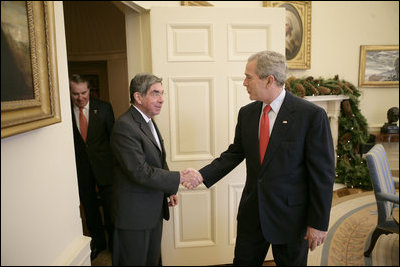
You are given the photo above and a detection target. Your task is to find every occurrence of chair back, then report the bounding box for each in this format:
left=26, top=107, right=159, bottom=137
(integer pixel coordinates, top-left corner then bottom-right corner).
left=365, top=144, right=395, bottom=220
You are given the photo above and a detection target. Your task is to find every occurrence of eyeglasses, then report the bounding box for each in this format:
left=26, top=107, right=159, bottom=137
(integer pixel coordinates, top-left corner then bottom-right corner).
left=149, top=90, right=165, bottom=98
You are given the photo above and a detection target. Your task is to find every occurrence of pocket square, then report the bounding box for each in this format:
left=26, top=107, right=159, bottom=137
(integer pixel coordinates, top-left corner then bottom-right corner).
left=282, top=120, right=288, bottom=124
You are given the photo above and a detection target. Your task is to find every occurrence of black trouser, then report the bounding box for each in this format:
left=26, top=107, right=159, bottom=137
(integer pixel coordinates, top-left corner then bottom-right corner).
left=78, top=170, right=113, bottom=251
left=112, top=219, right=163, bottom=266
left=233, top=219, right=308, bottom=266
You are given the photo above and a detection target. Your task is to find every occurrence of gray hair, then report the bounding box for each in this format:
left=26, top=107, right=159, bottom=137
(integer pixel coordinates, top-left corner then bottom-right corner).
left=69, top=74, right=89, bottom=87
left=248, top=51, right=287, bottom=86
left=130, top=73, right=162, bottom=103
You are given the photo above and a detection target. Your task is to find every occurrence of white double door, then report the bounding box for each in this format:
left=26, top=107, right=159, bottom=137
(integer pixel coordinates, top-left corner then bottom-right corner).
left=149, top=6, right=285, bottom=265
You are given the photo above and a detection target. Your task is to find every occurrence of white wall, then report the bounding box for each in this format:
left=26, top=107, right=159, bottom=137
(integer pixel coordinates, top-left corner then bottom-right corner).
left=1, top=2, right=90, bottom=266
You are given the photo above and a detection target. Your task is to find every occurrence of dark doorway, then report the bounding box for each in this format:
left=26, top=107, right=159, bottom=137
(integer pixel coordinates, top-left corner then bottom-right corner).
left=68, top=61, right=109, bottom=101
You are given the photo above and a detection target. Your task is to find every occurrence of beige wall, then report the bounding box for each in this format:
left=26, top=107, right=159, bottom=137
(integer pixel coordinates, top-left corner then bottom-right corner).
left=1, top=2, right=90, bottom=266
left=1, top=1, right=398, bottom=265
left=295, top=1, right=399, bottom=130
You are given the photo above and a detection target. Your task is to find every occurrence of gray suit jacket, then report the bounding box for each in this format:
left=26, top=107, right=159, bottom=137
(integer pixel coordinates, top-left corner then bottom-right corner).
left=110, top=106, right=180, bottom=230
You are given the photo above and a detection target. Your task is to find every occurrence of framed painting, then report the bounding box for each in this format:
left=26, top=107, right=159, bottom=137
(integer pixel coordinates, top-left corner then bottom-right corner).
left=264, top=1, right=311, bottom=69
left=181, top=1, right=213, bottom=6
left=1, top=1, right=61, bottom=138
left=358, top=45, right=399, bottom=87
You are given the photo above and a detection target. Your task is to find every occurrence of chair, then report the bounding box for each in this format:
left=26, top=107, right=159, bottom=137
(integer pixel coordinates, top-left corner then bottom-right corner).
left=364, top=144, right=399, bottom=257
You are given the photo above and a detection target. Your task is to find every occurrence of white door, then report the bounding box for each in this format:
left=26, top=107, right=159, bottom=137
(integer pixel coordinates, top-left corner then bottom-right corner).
left=150, top=6, right=285, bottom=266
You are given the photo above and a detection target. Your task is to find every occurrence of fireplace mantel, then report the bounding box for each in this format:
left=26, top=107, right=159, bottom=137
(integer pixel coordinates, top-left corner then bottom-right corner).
left=304, top=95, right=350, bottom=165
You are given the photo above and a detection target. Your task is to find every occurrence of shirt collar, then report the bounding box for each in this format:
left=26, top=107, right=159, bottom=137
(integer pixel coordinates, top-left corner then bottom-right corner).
left=262, top=87, right=286, bottom=113
left=133, top=104, right=151, bottom=123
left=74, top=101, right=89, bottom=112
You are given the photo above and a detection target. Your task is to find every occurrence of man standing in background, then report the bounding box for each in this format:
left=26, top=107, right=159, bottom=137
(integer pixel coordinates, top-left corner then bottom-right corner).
left=70, top=74, right=115, bottom=260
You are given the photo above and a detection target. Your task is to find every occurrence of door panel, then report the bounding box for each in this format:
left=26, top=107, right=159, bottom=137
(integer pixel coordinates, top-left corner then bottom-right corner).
left=150, top=7, right=285, bottom=265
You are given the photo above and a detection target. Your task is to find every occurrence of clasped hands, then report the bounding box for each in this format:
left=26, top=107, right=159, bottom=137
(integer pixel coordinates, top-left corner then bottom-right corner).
left=180, top=168, right=203, bottom=189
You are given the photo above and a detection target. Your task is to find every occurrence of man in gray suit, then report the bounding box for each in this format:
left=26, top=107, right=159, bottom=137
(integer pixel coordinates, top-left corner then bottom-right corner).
left=110, top=73, right=200, bottom=265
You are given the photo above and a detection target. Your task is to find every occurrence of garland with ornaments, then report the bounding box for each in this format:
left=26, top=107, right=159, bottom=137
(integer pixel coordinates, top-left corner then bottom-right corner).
left=285, top=75, right=372, bottom=190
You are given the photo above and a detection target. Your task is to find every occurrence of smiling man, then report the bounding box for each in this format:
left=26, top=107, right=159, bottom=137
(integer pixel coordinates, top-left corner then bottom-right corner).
left=110, top=73, right=200, bottom=265
left=69, top=74, right=115, bottom=261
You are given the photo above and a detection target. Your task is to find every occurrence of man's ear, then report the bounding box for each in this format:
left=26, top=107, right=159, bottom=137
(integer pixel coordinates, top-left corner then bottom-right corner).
left=263, top=75, right=274, bottom=88
left=133, top=92, right=142, bottom=105
left=266, top=75, right=275, bottom=85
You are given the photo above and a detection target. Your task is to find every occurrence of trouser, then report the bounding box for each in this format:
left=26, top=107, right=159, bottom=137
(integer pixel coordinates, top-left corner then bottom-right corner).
left=112, top=219, right=163, bottom=266
left=78, top=170, right=113, bottom=251
left=233, top=219, right=308, bottom=266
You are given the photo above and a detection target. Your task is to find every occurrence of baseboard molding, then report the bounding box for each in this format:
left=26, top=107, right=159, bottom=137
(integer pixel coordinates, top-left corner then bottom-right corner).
left=53, top=235, right=91, bottom=266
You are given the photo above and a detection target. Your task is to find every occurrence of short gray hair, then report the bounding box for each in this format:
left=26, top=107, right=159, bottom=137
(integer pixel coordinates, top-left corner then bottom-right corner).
left=248, top=51, right=287, bottom=86
left=130, top=73, right=162, bottom=103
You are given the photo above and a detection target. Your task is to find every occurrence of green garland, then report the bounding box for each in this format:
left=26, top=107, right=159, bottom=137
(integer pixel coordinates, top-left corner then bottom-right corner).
left=285, top=75, right=372, bottom=190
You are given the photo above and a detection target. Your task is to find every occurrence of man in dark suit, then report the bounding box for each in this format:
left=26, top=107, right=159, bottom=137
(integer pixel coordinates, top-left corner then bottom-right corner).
left=110, top=73, right=200, bottom=266
left=70, top=74, right=115, bottom=260
left=196, top=51, right=335, bottom=265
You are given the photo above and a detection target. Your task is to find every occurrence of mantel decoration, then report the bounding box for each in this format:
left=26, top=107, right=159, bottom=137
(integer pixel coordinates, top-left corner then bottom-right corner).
left=286, top=75, right=372, bottom=190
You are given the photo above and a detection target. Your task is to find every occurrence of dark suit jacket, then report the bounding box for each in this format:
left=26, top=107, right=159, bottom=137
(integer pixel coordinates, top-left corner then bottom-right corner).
left=200, top=91, right=335, bottom=244
left=110, top=106, right=180, bottom=230
left=71, top=98, right=115, bottom=186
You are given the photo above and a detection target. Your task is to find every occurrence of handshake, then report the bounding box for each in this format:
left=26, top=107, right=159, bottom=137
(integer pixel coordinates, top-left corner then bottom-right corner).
left=179, top=168, right=203, bottom=189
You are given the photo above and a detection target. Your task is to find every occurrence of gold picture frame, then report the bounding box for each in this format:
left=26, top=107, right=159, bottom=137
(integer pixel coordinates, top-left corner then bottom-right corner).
left=264, top=1, right=311, bottom=69
left=358, top=45, right=399, bottom=88
left=181, top=1, right=213, bottom=6
left=1, top=1, right=61, bottom=138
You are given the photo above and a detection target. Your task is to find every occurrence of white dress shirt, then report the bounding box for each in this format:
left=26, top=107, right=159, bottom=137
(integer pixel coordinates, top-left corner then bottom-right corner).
left=259, top=88, right=286, bottom=137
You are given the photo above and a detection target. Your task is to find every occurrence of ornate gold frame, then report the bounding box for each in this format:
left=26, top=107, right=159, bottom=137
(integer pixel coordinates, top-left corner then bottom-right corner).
left=1, top=1, right=61, bottom=138
left=358, top=45, right=399, bottom=88
left=181, top=1, right=213, bottom=6
left=264, top=1, right=311, bottom=69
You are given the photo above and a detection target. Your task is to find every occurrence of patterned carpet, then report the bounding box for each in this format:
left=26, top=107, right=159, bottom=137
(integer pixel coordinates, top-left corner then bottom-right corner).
left=92, top=190, right=399, bottom=266
left=308, top=191, right=399, bottom=266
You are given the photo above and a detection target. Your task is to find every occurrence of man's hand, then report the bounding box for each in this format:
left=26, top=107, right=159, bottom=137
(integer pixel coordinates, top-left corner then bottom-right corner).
left=180, top=168, right=203, bottom=189
left=168, top=194, right=178, bottom=207
left=304, top=226, right=327, bottom=251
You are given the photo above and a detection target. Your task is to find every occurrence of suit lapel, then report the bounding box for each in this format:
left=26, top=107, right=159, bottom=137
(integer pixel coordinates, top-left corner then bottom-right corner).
left=261, top=92, right=295, bottom=168
left=249, top=102, right=264, bottom=163
left=130, top=106, right=163, bottom=154
left=87, top=100, right=97, bottom=140
left=152, top=120, right=166, bottom=158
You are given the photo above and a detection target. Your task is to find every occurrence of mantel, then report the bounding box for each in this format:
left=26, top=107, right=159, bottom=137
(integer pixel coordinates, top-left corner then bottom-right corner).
left=304, top=95, right=350, bottom=166
left=304, top=95, right=349, bottom=102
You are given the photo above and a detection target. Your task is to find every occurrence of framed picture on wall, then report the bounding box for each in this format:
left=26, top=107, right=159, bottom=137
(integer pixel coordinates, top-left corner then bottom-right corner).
left=1, top=1, right=61, bottom=138
left=358, top=45, right=399, bottom=87
left=264, top=1, right=311, bottom=69
left=181, top=1, right=213, bottom=6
